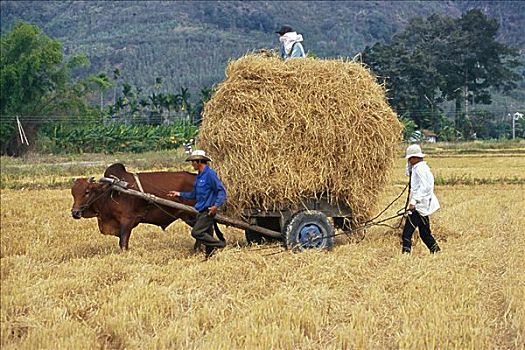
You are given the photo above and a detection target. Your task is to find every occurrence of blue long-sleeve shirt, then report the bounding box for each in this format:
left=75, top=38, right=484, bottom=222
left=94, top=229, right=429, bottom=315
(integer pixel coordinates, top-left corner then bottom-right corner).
left=180, top=165, right=227, bottom=212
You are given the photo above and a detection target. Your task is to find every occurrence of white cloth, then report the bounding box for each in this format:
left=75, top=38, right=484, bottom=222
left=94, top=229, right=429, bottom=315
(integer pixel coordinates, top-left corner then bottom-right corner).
left=279, top=32, right=304, bottom=55
left=407, top=161, right=440, bottom=216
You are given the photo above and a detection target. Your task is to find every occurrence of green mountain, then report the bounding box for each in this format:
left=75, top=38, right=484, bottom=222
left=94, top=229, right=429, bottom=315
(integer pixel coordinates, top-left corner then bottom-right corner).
left=1, top=1, right=524, bottom=107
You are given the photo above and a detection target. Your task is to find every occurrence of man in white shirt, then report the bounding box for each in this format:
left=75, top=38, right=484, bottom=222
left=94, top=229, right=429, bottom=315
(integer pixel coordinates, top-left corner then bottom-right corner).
left=276, top=25, right=306, bottom=59
left=402, top=144, right=441, bottom=254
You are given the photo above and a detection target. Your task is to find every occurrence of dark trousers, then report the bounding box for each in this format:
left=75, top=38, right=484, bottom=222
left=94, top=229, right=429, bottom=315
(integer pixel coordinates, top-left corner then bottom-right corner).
left=402, top=210, right=439, bottom=253
left=192, top=211, right=226, bottom=249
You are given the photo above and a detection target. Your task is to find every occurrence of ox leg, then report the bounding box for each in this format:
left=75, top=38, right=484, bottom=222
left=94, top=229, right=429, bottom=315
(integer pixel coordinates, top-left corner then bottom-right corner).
left=119, top=225, right=132, bottom=250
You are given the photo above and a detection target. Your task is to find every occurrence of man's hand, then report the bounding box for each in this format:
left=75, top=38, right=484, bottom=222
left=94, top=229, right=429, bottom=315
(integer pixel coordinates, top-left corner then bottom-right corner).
left=405, top=162, right=413, bottom=177
left=208, top=206, right=218, bottom=216
left=404, top=204, right=416, bottom=217
left=167, top=191, right=181, bottom=198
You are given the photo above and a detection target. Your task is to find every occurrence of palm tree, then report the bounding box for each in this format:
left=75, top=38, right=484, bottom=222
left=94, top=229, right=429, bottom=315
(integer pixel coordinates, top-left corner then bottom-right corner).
left=112, top=68, right=121, bottom=105
left=88, top=73, right=112, bottom=111
left=158, top=93, right=169, bottom=123
left=148, top=92, right=161, bottom=125
left=179, top=87, right=191, bottom=114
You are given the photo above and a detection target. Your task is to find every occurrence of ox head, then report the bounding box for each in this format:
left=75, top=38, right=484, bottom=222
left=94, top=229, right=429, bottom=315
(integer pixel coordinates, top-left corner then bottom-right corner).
left=70, top=177, right=107, bottom=219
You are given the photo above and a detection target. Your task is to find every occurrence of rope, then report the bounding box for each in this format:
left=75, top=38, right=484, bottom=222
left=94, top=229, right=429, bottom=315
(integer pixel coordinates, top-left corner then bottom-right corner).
left=132, top=173, right=144, bottom=193
left=79, top=184, right=113, bottom=211
left=126, top=174, right=193, bottom=220
left=259, top=182, right=412, bottom=256
left=364, top=183, right=408, bottom=225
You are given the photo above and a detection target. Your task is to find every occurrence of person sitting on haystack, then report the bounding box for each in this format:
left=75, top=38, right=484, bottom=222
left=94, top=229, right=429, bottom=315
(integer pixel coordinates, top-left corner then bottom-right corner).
left=276, top=25, right=305, bottom=59
left=168, top=150, right=227, bottom=258
left=402, top=144, right=441, bottom=254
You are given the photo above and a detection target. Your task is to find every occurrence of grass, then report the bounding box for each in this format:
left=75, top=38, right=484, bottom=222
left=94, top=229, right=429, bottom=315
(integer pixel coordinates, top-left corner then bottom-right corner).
left=422, top=139, right=525, bottom=155
left=1, top=142, right=525, bottom=349
left=0, top=149, right=194, bottom=190
left=390, top=155, right=525, bottom=186
left=3, top=141, right=525, bottom=190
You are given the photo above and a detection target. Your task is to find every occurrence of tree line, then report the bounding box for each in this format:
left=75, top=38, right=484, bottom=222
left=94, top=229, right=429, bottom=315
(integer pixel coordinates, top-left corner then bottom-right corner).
left=1, top=11, right=524, bottom=156
left=362, top=10, right=523, bottom=140
left=0, top=21, right=211, bottom=156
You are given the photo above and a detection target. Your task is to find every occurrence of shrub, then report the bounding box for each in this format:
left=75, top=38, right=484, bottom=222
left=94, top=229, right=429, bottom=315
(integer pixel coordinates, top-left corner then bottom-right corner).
left=36, top=121, right=198, bottom=154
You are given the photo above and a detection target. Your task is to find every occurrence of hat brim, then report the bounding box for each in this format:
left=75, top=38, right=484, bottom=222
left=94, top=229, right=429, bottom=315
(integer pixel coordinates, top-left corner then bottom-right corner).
left=405, top=153, right=425, bottom=159
left=186, top=155, right=212, bottom=162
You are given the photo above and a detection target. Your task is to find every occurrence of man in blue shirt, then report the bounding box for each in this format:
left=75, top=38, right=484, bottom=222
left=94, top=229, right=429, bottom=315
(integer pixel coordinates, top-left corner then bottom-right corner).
left=168, top=150, right=227, bottom=257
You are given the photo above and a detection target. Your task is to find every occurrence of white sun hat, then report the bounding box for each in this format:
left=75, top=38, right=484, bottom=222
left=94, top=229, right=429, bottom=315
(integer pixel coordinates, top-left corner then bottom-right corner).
left=185, top=149, right=212, bottom=162
left=405, top=144, right=425, bottom=159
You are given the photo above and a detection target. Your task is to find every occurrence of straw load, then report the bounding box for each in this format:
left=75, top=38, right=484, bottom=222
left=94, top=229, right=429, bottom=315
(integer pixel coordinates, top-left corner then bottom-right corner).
left=199, top=54, right=402, bottom=224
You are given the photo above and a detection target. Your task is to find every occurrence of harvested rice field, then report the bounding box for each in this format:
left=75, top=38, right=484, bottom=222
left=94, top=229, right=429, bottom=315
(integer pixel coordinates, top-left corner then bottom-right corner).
left=1, top=146, right=524, bottom=349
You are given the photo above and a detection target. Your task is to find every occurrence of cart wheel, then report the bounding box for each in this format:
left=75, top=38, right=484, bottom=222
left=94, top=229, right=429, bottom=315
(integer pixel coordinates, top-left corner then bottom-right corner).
left=284, top=210, right=334, bottom=251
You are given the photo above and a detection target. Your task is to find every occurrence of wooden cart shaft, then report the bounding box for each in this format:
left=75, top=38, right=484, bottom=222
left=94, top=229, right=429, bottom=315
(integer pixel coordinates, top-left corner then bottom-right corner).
left=99, top=177, right=283, bottom=239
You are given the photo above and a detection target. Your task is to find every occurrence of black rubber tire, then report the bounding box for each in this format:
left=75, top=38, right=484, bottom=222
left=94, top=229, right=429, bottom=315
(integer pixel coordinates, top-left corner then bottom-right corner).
left=284, top=210, right=334, bottom=252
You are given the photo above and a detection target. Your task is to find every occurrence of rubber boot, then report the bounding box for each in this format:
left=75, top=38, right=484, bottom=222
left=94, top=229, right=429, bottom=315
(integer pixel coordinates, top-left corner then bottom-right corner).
left=205, top=246, right=218, bottom=259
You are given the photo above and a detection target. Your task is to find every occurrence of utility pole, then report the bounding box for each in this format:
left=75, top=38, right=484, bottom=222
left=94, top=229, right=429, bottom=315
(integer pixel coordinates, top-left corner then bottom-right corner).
left=464, top=67, right=468, bottom=121
left=513, top=112, right=524, bottom=139
left=464, top=85, right=468, bottom=121
left=424, top=94, right=435, bottom=131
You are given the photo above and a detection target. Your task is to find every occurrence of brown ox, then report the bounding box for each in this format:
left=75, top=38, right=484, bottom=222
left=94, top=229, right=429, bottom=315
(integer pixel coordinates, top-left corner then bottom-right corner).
left=71, top=163, right=224, bottom=250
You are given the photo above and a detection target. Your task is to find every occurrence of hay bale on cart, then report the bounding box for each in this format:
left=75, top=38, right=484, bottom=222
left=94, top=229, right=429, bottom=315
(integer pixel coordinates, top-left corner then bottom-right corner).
left=199, top=54, right=402, bottom=249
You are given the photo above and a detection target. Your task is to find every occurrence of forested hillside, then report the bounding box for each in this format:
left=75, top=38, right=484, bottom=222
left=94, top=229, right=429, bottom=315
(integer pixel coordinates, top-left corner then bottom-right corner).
left=1, top=1, right=523, bottom=97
